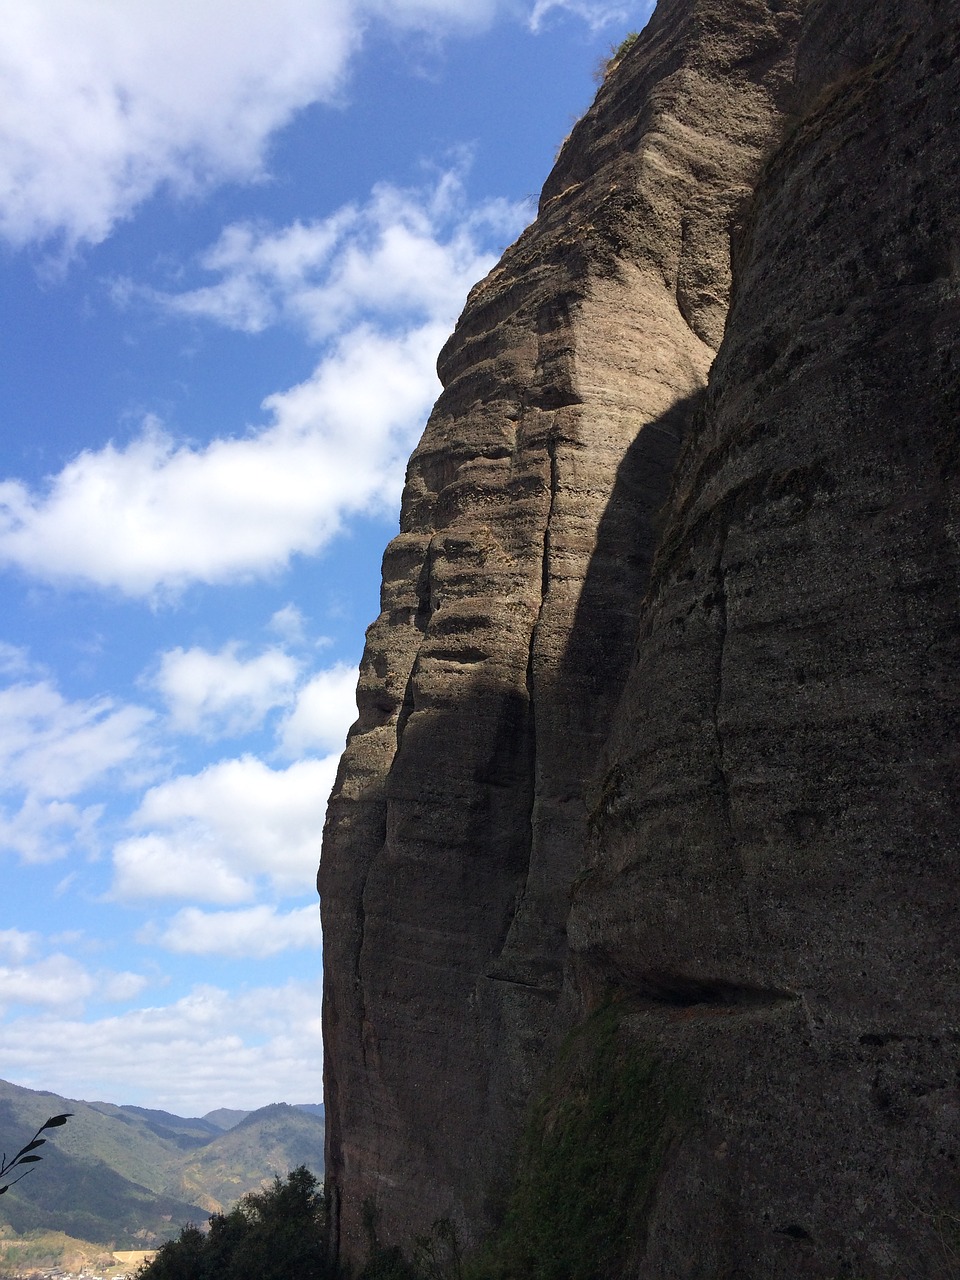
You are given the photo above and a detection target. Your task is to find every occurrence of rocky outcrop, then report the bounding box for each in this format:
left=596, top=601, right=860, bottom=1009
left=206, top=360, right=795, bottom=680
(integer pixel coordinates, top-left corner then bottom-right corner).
left=571, top=0, right=960, bottom=1273
left=320, top=0, right=959, bottom=1272
left=319, top=0, right=803, bottom=1261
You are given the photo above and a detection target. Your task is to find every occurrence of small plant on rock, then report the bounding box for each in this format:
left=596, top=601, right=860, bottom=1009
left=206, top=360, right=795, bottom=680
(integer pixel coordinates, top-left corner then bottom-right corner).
left=593, top=31, right=640, bottom=83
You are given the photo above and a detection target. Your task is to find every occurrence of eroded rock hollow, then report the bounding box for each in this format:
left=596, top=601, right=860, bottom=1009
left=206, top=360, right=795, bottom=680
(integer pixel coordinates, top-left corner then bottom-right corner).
left=319, top=0, right=959, bottom=1273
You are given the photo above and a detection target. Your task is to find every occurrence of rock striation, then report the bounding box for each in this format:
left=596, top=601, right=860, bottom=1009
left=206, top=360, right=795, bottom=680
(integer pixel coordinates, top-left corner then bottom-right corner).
left=570, top=0, right=960, bottom=1272
left=319, top=0, right=960, bottom=1273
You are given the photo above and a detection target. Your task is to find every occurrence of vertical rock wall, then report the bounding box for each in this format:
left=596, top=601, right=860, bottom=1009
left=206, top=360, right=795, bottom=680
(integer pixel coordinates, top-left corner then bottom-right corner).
left=570, top=0, right=960, bottom=1273
left=319, top=0, right=804, bottom=1260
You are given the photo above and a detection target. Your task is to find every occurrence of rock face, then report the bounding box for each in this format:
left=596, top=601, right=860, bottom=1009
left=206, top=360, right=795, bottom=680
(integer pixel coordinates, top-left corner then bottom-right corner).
left=319, top=0, right=803, bottom=1258
left=570, top=0, right=960, bottom=1274
left=319, top=0, right=960, bottom=1272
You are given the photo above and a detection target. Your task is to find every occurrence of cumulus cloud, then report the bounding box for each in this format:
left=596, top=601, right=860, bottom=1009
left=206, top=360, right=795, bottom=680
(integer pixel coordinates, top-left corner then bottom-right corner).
left=278, top=663, right=358, bottom=758
left=0, top=979, right=323, bottom=1113
left=0, top=0, right=358, bottom=250
left=112, top=755, right=339, bottom=903
left=151, top=904, right=321, bottom=958
left=155, top=643, right=301, bottom=737
left=0, top=334, right=431, bottom=595
left=0, top=174, right=525, bottom=598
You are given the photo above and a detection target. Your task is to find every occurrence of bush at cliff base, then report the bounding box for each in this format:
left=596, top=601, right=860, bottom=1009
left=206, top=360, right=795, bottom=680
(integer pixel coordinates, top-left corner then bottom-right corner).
left=136, top=1166, right=329, bottom=1280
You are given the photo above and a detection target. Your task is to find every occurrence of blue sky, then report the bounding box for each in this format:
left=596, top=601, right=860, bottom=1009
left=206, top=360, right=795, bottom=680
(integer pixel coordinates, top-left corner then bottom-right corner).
left=0, top=0, right=653, bottom=1116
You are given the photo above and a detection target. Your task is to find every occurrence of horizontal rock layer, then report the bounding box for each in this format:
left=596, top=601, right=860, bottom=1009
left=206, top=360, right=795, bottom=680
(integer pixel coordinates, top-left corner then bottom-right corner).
left=571, top=0, right=960, bottom=1273
left=319, top=0, right=803, bottom=1261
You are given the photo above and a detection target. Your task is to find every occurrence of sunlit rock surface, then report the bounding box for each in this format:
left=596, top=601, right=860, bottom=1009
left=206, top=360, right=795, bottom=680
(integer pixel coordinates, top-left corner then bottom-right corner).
left=319, top=0, right=959, bottom=1272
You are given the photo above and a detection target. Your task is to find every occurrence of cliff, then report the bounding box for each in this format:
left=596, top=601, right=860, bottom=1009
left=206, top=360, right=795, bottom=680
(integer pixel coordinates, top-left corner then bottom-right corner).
left=319, top=0, right=960, bottom=1273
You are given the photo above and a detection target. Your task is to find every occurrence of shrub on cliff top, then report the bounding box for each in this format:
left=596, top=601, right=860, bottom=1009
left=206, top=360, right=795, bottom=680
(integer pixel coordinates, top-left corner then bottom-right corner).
left=593, top=31, right=640, bottom=83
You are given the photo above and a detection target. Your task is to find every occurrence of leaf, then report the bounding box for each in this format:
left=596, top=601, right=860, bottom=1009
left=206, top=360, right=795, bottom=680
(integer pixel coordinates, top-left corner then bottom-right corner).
left=0, top=1186, right=7, bottom=1195
left=17, top=1156, right=43, bottom=1164
left=13, top=1139, right=46, bottom=1159
left=41, top=1114, right=73, bottom=1129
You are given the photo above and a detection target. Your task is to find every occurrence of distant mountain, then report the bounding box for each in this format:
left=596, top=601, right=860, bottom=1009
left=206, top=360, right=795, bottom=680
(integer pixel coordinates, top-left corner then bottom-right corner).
left=175, top=1104, right=325, bottom=1212
left=202, top=1103, right=324, bottom=1131
left=0, top=1078, right=323, bottom=1248
left=292, top=1103, right=325, bottom=1120
left=202, top=1107, right=250, bottom=1131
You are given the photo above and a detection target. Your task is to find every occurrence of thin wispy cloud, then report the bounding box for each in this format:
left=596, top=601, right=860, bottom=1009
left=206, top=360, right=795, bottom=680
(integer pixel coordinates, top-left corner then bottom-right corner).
left=529, top=0, right=651, bottom=31
left=0, top=681, right=152, bottom=798
left=0, top=677, right=154, bottom=862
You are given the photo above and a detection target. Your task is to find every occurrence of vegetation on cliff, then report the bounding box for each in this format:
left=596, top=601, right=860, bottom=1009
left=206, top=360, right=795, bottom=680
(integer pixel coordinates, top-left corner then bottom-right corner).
left=475, top=1006, right=685, bottom=1280
left=354, top=1005, right=687, bottom=1280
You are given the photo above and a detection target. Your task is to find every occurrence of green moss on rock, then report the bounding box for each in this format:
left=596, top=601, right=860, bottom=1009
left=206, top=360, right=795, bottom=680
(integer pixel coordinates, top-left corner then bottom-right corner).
left=474, top=1005, right=686, bottom=1280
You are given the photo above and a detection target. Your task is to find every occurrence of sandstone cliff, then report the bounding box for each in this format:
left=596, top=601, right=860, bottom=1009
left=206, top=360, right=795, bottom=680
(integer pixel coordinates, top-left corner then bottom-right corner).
left=319, top=0, right=959, bottom=1273
left=569, top=0, right=960, bottom=1272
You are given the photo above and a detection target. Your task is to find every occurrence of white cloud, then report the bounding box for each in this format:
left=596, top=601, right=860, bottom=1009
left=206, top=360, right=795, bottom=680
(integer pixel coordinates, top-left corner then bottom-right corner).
left=151, top=172, right=521, bottom=341
left=364, top=0, right=506, bottom=28
left=0, top=335, right=429, bottom=594
left=0, top=0, right=361, bottom=251
left=155, top=643, right=301, bottom=737
left=0, top=953, right=95, bottom=1014
left=0, top=928, right=37, bottom=963
left=0, top=938, right=150, bottom=1015
left=112, top=835, right=254, bottom=905
left=0, top=0, right=560, bottom=253
left=100, top=970, right=151, bottom=1002
left=0, top=681, right=152, bottom=799
left=0, top=795, right=103, bottom=865
left=151, top=904, right=320, bottom=958
left=268, top=605, right=309, bottom=646
left=0, top=642, right=35, bottom=678
left=0, top=979, right=324, bottom=1113
left=0, top=174, right=526, bottom=598
left=0, top=677, right=154, bottom=862
left=112, top=755, right=339, bottom=903
left=278, top=663, right=358, bottom=758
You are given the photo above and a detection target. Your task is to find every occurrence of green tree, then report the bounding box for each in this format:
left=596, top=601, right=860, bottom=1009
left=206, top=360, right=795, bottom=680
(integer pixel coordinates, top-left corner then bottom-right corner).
left=137, top=1165, right=328, bottom=1280
left=140, top=1224, right=206, bottom=1280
